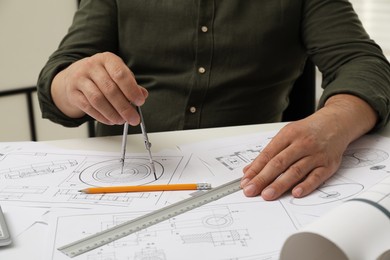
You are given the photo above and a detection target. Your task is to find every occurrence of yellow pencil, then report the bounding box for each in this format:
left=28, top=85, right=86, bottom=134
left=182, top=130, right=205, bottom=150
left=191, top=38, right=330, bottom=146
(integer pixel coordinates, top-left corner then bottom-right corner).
left=79, top=183, right=212, bottom=194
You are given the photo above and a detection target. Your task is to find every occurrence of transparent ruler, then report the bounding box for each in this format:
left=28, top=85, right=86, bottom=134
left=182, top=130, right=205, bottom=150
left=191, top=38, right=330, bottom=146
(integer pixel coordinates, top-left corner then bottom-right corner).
left=58, top=177, right=242, bottom=258
left=0, top=206, right=12, bottom=247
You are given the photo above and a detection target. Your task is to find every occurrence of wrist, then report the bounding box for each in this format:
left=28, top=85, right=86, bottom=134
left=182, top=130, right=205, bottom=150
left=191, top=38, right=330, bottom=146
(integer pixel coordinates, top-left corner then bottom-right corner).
left=322, top=94, right=377, bottom=141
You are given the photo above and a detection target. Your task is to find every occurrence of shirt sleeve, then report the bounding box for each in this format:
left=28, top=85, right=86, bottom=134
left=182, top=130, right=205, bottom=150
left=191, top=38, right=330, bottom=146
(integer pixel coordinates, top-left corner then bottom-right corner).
left=37, top=0, right=118, bottom=127
left=302, top=0, right=390, bottom=129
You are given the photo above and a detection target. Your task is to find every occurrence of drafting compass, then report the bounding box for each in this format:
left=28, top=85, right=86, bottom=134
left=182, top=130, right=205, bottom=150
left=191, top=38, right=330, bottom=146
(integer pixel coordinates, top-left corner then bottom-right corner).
left=120, top=106, right=157, bottom=180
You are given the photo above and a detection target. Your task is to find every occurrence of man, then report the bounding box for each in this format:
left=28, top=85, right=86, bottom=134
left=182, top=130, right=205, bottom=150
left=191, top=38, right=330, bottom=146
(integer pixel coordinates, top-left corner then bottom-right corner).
left=37, top=0, right=390, bottom=200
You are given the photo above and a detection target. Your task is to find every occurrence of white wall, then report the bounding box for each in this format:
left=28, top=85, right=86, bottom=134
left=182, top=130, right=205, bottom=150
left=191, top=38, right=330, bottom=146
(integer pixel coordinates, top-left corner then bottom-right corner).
left=0, top=0, right=88, bottom=141
left=350, top=0, right=390, bottom=57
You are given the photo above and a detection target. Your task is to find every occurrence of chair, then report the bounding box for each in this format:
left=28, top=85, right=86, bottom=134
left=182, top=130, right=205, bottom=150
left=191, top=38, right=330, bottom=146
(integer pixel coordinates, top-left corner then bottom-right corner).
left=282, top=59, right=316, bottom=121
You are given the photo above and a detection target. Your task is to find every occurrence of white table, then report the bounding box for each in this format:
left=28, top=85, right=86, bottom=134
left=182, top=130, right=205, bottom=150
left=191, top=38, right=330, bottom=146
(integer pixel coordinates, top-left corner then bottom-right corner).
left=1, top=122, right=389, bottom=259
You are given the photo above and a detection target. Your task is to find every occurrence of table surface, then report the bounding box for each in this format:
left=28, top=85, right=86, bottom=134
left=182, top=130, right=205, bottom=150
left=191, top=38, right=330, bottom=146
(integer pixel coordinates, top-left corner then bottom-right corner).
left=1, top=122, right=389, bottom=259
left=43, top=122, right=390, bottom=152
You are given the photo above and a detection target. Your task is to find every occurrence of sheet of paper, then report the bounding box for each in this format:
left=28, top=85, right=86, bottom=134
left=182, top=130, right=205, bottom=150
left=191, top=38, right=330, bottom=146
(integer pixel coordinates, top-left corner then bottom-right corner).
left=46, top=192, right=290, bottom=260
left=181, top=131, right=390, bottom=214
left=44, top=132, right=390, bottom=259
left=2, top=131, right=390, bottom=259
left=179, top=131, right=274, bottom=185
left=0, top=146, right=190, bottom=209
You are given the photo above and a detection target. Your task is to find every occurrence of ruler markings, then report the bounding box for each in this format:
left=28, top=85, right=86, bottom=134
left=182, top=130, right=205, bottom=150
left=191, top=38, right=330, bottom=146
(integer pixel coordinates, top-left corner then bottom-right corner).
left=58, top=177, right=242, bottom=258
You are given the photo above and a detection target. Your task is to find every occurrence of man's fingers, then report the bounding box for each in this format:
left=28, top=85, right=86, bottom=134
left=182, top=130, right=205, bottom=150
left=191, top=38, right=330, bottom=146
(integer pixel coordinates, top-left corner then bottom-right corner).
left=102, top=52, right=145, bottom=106
left=292, top=167, right=335, bottom=198
left=242, top=132, right=291, bottom=179
left=259, top=156, right=319, bottom=200
left=242, top=141, right=307, bottom=196
left=75, top=78, right=126, bottom=125
left=88, top=65, right=140, bottom=125
left=72, top=89, right=114, bottom=125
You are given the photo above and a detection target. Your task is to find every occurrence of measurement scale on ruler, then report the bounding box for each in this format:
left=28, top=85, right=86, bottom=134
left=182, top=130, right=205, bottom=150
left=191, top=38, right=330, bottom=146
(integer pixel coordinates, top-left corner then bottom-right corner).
left=58, top=178, right=242, bottom=258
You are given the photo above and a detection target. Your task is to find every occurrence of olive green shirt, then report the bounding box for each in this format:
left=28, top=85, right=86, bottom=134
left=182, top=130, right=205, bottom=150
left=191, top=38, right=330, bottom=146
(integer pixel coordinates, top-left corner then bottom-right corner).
left=37, top=0, right=390, bottom=136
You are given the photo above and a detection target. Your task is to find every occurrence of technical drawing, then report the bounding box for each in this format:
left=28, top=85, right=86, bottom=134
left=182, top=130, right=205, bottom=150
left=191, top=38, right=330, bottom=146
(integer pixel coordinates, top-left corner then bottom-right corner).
left=134, top=248, right=166, bottom=260
left=79, top=158, right=164, bottom=187
left=202, top=213, right=234, bottom=229
left=167, top=205, right=252, bottom=247
left=0, top=150, right=186, bottom=208
left=44, top=132, right=390, bottom=260
left=85, top=252, right=117, bottom=260
left=216, top=148, right=262, bottom=171
left=102, top=214, right=159, bottom=248
left=49, top=195, right=298, bottom=260
left=223, top=251, right=279, bottom=260
left=340, top=148, right=389, bottom=169
left=181, top=229, right=250, bottom=246
left=54, top=189, right=150, bottom=207
left=0, top=160, right=78, bottom=179
left=170, top=206, right=235, bottom=230
left=0, top=185, right=48, bottom=200
left=290, top=183, right=364, bottom=206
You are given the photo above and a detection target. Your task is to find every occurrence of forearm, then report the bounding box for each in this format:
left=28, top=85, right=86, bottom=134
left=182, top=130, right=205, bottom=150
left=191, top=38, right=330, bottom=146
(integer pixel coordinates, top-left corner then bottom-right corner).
left=319, top=94, right=378, bottom=144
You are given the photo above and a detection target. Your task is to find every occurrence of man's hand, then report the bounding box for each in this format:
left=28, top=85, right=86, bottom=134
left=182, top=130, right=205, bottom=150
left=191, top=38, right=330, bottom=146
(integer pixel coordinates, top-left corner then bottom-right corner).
left=241, top=94, right=378, bottom=200
left=51, top=52, right=148, bottom=126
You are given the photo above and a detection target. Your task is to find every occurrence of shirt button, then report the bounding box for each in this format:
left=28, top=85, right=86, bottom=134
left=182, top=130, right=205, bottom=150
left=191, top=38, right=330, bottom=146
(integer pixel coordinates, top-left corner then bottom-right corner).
left=198, top=67, right=206, bottom=74
left=189, top=106, right=197, bottom=113
left=201, top=26, right=208, bottom=33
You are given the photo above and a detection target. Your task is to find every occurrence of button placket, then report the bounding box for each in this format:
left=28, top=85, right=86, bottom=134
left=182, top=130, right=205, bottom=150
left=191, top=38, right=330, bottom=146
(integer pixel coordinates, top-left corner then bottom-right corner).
left=184, top=0, right=215, bottom=129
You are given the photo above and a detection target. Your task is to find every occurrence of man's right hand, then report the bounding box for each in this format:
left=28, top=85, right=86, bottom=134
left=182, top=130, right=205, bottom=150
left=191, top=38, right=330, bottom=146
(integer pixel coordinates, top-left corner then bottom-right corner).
left=51, top=52, right=148, bottom=126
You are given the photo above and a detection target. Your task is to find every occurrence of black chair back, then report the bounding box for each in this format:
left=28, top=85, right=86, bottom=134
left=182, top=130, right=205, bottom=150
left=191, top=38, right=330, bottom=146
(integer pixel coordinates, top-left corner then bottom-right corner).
left=282, top=59, right=316, bottom=121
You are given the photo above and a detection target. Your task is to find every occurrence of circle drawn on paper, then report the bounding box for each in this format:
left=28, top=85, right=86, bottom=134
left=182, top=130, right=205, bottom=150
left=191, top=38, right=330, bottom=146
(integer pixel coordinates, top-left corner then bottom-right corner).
left=79, top=159, right=163, bottom=186
left=202, top=214, right=234, bottom=229
left=340, top=148, right=389, bottom=169
left=290, top=183, right=364, bottom=206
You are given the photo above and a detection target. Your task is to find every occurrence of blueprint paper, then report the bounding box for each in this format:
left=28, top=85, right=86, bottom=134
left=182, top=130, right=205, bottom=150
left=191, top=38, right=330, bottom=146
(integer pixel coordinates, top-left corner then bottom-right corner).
left=179, top=132, right=274, bottom=185
left=44, top=132, right=390, bottom=259
left=0, top=146, right=191, bottom=209
left=46, top=192, right=286, bottom=260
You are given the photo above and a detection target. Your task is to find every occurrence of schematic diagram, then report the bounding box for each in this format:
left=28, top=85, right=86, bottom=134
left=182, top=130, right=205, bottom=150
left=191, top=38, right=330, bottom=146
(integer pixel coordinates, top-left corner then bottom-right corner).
left=0, top=150, right=187, bottom=208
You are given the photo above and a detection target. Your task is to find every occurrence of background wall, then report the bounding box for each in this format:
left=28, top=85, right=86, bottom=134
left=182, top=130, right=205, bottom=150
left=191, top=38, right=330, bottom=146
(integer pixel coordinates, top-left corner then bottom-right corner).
left=0, top=1, right=389, bottom=142
left=351, top=0, right=390, bottom=57
left=0, top=0, right=88, bottom=141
